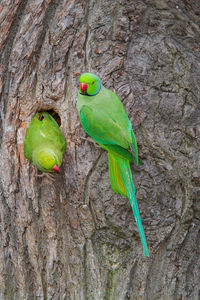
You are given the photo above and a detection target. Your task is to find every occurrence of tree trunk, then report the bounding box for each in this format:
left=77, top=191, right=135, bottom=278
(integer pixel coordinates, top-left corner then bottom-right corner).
left=0, top=0, right=200, bottom=299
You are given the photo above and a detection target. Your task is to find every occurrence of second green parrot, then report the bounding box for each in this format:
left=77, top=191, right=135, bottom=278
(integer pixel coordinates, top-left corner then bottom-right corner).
left=24, top=112, right=66, bottom=173
left=77, top=73, right=150, bottom=257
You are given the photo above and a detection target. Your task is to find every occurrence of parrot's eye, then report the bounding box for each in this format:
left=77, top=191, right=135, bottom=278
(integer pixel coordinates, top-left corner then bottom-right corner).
left=92, top=81, right=95, bottom=85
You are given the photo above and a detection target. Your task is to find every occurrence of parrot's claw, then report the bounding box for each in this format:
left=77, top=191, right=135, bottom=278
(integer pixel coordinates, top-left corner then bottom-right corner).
left=68, top=131, right=100, bottom=148
left=37, top=173, right=55, bottom=181
left=80, top=136, right=100, bottom=148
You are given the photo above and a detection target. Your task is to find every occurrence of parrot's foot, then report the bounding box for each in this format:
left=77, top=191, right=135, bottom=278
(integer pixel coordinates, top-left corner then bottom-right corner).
left=80, top=137, right=100, bottom=148
left=68, top=131, right=100, bottom=148
left=37, top=173, right=55, bottom=181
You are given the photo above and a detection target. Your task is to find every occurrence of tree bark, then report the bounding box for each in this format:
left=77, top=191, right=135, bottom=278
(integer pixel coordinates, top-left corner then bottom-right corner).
left=0, top=0, right=200, bottom=299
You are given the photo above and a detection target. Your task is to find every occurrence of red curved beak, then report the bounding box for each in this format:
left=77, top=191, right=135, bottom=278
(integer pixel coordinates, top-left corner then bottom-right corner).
left=80, top=82, right=88, bottom=93
left=52, top=165, right=60, bottom=173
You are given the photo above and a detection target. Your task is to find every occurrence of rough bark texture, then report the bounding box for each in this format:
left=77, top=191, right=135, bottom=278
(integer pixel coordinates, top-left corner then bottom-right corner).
left=0, top=0, right=200, bottom=299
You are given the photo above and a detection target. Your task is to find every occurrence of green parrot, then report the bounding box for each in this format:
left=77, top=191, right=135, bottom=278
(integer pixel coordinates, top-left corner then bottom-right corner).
left=24, top=112, right=66, bottom=173
left=77, top=73, right=150, bottom=257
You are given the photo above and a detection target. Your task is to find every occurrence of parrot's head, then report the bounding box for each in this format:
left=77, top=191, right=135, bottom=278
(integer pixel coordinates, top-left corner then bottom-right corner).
left=34, top=149, right=60, bottom=173
left=79, top=73, right=101, bottom=96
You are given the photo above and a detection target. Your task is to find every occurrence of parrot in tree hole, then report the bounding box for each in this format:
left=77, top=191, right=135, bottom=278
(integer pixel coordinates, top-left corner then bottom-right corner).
left=76, top=73, right=150, bottom=257
left=24, top=112, right=66, bottom=173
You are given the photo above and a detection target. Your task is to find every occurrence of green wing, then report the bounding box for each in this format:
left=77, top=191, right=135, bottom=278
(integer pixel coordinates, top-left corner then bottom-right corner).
left=80, top=105, right=130, bottom=148
left=80, top=105, right=139, bottom=164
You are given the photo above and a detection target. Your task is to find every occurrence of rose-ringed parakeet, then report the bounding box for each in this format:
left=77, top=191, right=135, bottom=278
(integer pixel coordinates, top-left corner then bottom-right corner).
left=77, top=73, right=150, bottom=257
left=24, top=112, right=66, bottom=173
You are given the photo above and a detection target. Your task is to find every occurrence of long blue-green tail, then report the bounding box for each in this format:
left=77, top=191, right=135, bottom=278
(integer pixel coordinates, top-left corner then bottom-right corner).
left=108, top=152, right=150, bottom=257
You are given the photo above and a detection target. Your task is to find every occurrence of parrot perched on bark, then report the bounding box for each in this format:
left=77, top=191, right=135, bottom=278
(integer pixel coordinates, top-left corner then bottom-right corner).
left=76, top=73, right=150, bottom=257
left=24, top=112, right=66, bottom=173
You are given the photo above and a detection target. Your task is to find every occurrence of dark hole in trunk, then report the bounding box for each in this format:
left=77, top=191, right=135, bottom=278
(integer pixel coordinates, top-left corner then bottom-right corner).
left=37, top=109, right=61, bottom=126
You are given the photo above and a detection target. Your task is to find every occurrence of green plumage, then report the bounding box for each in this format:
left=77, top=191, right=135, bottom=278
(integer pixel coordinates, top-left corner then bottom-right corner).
left=24, top=112, right=66, bottom=172
left=77, top=73, right=150, bottom=257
